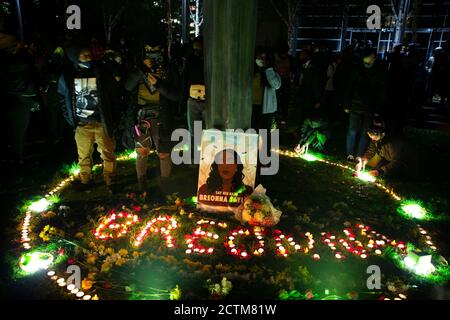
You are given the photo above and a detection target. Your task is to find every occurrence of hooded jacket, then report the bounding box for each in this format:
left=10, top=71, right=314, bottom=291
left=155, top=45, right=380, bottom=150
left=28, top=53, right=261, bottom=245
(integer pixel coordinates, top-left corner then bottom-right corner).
left=121, top=62, right=181, bottom=152
left=57, top=46, right=124, bottom=138
left=363, top=135, right=407, bottom=175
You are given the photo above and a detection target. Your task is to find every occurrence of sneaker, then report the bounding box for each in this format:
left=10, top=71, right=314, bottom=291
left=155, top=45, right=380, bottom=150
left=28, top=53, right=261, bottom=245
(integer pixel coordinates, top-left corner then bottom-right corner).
left=347, top=155, right=355, bottom=162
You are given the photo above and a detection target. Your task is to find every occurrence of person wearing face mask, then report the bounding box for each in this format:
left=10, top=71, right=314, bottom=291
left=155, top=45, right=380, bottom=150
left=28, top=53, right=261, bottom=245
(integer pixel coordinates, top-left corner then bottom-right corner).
left=356, top=116, right=414, bottom=178
left=0, top=30, right=38, bottom=186
left=57, top=44, right=124, bottom=194
left=251, top=49, right=282, bottom=131
left=343, top=47, right=387, bottom=162
left=122, top=44, right=180, bottom=192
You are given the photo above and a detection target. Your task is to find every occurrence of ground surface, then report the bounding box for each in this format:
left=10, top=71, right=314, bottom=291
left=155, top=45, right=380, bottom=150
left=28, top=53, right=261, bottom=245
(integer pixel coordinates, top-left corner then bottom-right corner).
left=1, top=101, right=450, bottom=300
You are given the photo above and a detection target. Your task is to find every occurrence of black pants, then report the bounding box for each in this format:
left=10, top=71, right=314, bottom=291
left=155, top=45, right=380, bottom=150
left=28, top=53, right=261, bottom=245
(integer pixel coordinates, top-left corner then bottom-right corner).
left=277, top=77, right=291, bottom=120
left=3, top=95, right=32, bottom=162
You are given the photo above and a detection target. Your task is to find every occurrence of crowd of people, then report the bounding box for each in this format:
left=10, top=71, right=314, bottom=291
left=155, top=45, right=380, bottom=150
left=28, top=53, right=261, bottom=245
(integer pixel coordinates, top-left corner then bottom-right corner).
left=1, top=24, right=447, bottom=193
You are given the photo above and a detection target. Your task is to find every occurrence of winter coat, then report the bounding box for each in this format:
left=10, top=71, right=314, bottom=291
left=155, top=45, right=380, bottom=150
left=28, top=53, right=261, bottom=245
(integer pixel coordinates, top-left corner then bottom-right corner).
left=363, top=136, right=408, bottom=175
left=262, top=67, right=282, bottom=114
left=57, top=55, right=124, bottom=139
left=121, top=63, right=181, bottom=151
left=343, top=61, right=387, bottom=114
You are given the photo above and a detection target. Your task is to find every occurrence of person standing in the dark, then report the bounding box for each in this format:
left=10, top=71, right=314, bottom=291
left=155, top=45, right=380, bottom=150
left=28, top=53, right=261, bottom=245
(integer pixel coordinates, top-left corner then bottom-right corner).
left=274, top=43, right=293, bottom=125
left=323, top=53, right=342, bottom=126
left=385, top=44, right=410, bottom=134
left=251, top=50, right=281, bottom=131
left=430, top=46, right=450, bottom=104
left=0, top=31, right=37, bottom=170
left=296, top=48, right=323, bottom=128
left=184, top=37, right=206, bottom=159
left=343, top=47, right=387, bottom=162
left=57, top=45, right=124, bottom=193
left=122, top=44, right=180, bottom=191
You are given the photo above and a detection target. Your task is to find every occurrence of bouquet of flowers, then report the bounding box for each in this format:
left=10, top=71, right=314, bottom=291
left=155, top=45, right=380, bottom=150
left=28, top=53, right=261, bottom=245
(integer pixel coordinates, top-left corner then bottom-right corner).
left=207, top=277, right=232, bottom=297
left=235, top=185, right=282, bottom=226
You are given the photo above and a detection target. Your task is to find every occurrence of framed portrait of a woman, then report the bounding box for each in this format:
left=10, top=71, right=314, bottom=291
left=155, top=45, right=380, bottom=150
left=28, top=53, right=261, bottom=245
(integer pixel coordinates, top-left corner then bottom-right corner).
left=197, top=130, right=258, bottom=213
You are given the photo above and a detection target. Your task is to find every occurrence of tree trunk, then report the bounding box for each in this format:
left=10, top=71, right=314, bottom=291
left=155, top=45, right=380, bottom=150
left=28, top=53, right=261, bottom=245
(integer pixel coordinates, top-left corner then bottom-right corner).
left=410, top=0, right=422, bottom=43
left=203, top=0, right=257, bottom=130
left=195, top=0, right=201, bottom=37
left=393, top=0, right=409, bottom=45
left=339, top=4, right=349, bottom=52
left=167, top=0, right=173, bottom=60
left=288, top=13, right=301, bottom=56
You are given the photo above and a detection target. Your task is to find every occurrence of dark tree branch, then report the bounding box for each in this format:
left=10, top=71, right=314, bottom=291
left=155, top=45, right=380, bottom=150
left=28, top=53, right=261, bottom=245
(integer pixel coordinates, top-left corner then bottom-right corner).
left=269, top=0, right=290, bottom=28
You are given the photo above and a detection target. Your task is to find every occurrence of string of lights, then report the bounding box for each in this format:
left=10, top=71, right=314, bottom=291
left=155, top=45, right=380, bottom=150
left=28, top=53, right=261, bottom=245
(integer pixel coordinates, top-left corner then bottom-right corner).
left=16, top=149, right=445, bottom=300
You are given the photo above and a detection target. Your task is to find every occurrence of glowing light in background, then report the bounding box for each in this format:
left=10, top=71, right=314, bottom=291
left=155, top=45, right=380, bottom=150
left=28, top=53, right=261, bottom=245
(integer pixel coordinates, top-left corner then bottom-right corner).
left=398, top=201, right=428, bottom=220
left=28, top=198, right=51, bottom=213
left=67, top=163, right=80, bottom=176
left=403, top=250, right=436, bottom=276
left=300, top=153, right=320, bottom=162
left=19, top=252, right=54, bottom=273
left=355, top=171, right=376, bottom=183
left=128, top=151, right=138, bottom=159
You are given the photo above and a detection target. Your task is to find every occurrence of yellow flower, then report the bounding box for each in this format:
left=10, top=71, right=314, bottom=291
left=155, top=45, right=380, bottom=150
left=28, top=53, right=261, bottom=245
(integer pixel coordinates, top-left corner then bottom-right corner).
left=82, top=278, right=93, bottom=290
left=43, top=211, right=56, bottom=219
left=132, top=251, right=140, bottom=258
left=109, top=253, right=120, bottom=262
left=91, top=294, right=99, bottom=300
left=115, top=257, right=127, bottom=266
left=86, top=253, right=97, bottom=265
left=118, top=249, right=128, bottom=257
left=169, top=285, right=181, bottom=300
left=101, top=261, right=111, bottom=273
left=88, top=242, right=96, bottom=249
left=98, top=245, right=105, bottom=253
left=202, top=265, right=212, bottom=273
left=105, top=247, right=114, bottom=255
left=87, top=272, right=97, bottom=280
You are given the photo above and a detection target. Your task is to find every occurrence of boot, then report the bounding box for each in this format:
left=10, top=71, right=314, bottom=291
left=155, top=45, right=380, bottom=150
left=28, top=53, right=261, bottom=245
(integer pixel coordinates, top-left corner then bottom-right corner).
left=160, top=156, right=172, bottom=178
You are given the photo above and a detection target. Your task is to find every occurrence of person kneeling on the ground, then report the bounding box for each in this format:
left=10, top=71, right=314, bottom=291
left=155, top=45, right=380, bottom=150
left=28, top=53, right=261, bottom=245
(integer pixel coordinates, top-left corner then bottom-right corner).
left=57, top=45, right=124, bottom=193
left=295, top=116, right=330, bottom=154
left=357, top=116, right=413, bottom=177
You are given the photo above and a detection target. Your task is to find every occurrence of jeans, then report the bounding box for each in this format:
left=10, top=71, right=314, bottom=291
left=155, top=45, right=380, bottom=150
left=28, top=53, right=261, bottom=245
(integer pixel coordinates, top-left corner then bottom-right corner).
left=346, top=111, right=372, bottom=157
